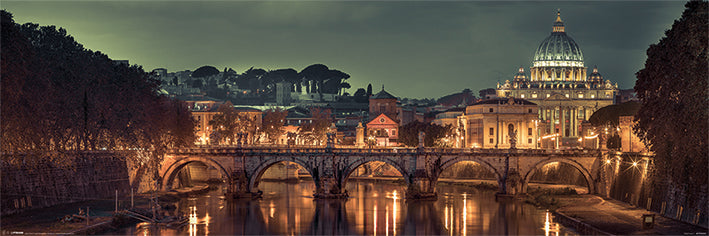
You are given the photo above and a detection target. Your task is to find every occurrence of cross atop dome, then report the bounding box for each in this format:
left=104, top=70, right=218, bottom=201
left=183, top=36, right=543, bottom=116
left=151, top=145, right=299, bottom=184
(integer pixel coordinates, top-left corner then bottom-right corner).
left=553, top=10, right=565, bottom=33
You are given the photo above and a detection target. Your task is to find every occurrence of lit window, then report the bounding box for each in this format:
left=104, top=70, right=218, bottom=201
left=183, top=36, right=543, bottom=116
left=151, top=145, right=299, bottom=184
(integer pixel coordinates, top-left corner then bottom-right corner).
left=565, top=94, right=569, bottom=98
left=532, top=94, right=538, bottom=98
left=520, top=94, right=525, bottom=98
left=578, top=94, right=584, bottom=98
left=546, top=94, right=550, bottom=98
left=591, top=94, right=595, bottom=98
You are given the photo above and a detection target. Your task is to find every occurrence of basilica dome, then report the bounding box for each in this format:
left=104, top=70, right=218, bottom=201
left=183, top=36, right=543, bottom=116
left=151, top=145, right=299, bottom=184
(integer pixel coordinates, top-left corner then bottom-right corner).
left=532, top=12, right=584, bottom=68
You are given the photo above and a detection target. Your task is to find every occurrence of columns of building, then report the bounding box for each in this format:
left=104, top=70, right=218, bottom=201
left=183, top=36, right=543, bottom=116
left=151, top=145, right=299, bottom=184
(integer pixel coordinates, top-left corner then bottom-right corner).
left=550, top=108, right=555, bottom=134
left=561, top=106, right=566, bottom=137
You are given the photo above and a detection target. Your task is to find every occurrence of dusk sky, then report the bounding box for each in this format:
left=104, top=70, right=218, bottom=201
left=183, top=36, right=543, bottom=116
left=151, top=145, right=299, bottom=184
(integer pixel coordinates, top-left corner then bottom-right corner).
left=3, top=1, right=686, bottom=99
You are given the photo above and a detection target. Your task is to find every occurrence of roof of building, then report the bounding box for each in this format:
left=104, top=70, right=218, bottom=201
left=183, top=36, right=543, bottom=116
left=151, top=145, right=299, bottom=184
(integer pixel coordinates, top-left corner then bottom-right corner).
left=533, top=11, right=584, bottom=66
left=471, top=97, right=536, bottom=106
left=370, top=87, right=397, bottom=100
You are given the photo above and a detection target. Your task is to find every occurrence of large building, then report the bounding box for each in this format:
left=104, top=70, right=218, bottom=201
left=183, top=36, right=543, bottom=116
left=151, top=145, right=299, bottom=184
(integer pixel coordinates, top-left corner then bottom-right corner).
left=459, top=97, right=539, bottom=149
left=496, top=11, right=618, bottom=147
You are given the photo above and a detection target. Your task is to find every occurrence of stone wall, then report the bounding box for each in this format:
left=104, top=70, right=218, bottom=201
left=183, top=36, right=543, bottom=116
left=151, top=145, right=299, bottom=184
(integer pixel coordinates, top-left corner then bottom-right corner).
left=608, top=153, right=708, bottom=228
left=1, top=152, right=130, bottom=216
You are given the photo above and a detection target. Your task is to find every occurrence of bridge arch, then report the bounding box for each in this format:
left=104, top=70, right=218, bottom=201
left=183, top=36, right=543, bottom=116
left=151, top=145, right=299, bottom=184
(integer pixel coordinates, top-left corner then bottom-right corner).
left=248, top=156, right=315, bottom=192
left=341, top=156, right=410, bottom=188
left=437, top=156, right=504, bottom=191
left=161, top=156, right=230, bottom=191
left=523, top=157, right=595, bottom=194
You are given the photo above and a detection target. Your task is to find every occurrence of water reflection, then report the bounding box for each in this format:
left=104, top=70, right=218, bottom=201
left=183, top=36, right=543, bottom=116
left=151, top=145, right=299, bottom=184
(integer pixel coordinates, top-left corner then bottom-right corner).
left=113, top=181, right=576, bottom=235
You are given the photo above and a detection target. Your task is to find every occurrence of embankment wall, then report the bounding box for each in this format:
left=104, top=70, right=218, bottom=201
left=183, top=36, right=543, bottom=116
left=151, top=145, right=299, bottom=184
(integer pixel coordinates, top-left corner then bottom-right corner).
left=1, top=152, right=130, bottom=216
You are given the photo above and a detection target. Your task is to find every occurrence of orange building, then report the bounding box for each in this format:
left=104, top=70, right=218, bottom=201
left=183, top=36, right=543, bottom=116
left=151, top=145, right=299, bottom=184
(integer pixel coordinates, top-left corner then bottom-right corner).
left=366, top=113, right=399, bottom=147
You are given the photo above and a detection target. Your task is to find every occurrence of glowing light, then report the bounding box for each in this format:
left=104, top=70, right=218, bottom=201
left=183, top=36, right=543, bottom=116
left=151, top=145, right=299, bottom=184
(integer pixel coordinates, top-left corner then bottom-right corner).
left=606, top=159, right=611, bottom=164
left=632, top=162, right=638, bottom=167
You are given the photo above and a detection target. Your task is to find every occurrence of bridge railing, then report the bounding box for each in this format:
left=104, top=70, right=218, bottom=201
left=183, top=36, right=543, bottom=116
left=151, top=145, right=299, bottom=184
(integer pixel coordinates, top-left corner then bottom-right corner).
left=170, top=145, right=602, bottom=156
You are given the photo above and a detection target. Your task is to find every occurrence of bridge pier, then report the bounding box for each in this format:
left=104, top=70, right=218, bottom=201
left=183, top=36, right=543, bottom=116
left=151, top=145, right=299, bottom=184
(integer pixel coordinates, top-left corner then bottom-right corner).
left=313, top=176, right=349, bottom=199
left=406, top=177, right=438, bottom=200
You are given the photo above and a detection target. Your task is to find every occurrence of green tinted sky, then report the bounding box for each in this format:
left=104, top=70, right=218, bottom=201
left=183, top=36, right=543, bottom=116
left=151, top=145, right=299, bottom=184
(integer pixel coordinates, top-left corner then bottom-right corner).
left=2, top=1, right=685, bottom=98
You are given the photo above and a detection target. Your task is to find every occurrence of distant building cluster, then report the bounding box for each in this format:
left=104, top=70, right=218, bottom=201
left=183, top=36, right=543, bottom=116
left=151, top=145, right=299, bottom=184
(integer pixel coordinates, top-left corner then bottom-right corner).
left=158, top=11, right=638, bottom=150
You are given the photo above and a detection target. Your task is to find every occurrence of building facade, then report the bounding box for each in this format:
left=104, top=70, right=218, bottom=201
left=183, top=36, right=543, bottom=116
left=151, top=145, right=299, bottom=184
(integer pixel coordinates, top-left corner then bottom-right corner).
left=496, top=11, right=618, bottom=147
left=459, top=97, right=539, bottom=149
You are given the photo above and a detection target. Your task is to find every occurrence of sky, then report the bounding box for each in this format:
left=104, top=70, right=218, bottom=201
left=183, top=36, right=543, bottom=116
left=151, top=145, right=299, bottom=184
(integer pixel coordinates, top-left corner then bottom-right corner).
left=3, top=1, right=686, bottom=99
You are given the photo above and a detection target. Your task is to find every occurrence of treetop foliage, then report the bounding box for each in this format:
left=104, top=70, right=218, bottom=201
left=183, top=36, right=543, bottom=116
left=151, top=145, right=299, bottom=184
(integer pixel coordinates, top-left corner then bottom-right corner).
left=191, top=65, right=220, bottom=78
left=588, top=101, right=641, bottom=127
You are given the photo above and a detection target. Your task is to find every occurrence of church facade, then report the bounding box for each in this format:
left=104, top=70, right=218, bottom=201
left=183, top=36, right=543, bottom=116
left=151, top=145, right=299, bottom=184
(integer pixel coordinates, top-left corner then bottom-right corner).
left=495, top=11, right=618, bottom=147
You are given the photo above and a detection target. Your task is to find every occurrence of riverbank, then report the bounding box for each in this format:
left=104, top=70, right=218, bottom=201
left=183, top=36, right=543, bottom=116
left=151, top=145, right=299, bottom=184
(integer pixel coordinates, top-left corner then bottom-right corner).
left=552, top=195, right=708, bottom=235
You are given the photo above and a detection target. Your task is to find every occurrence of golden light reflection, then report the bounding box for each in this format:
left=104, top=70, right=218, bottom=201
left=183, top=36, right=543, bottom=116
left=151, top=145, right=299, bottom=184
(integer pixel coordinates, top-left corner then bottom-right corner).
left=462, top=193, right=467, bottom=236
left=269, top=201, right=275, bottom=218
left=392, top=190, right=398, bottom=236
left=444, top=205, right=449, bottom=230
left=189, top=206, right=197, bottom=236
left=374, top=205, right=377, bottom=236
left=544, top=210, right=560, bottom=236
left=385, top=205, right=389, bottom=236
left=544, top=210, right=550, bottom=236
left=450, top=204, right=454, bottom=236
left=204, top=212, right=210, bottom=236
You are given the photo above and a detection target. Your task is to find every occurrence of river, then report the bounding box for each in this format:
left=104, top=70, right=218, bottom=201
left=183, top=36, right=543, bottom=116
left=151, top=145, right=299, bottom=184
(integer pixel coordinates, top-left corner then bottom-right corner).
left=111, top=180, right=575, bottom=235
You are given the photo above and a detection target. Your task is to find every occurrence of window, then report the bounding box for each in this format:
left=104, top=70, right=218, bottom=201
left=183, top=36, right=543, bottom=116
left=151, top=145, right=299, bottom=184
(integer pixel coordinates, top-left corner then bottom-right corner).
left=392, top=130, right=396, bottom=136
left=578, top=94, right=584, bottom=98
left=528, top=109, right=533, bottom=113
left=565, top=94, right=570, bottom=98
left=520, top=94, right=525, bottom=98
left=489, top=138, right=494, bottom=144
left=528, top=138, right=532, bottom=144
left=546, top=94, right=550, bottom=98
left=489, top=128, right=494, bottom=135
left=591, top=94, right=595, bottom=98
left=532, top=93, right=538, bottom=98
left=528, top=128, right=532, bottom=136
left=489, top=108, right=494, bottom=113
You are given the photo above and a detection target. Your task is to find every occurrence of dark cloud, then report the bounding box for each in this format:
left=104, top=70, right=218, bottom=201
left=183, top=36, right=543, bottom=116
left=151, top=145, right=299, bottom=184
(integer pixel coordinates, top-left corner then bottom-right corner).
left=3, top=1, right=685, bottom=98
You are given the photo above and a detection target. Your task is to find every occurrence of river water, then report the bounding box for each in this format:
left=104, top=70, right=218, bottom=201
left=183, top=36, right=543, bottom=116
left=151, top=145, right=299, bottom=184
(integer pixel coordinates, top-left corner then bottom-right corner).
left=112, top=181, right=574, bottom=235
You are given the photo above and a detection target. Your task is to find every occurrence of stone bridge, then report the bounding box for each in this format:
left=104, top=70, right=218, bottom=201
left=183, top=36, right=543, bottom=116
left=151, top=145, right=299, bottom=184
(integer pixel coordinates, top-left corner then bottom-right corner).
left=160, top=147, right=614, bottom=199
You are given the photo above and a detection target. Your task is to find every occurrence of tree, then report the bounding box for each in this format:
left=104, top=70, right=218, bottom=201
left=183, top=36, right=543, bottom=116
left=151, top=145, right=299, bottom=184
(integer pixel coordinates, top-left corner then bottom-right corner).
left=633, top=1, right=707, bottom=209
left=235, top=67, right=266, bottom=91
left=366, top=83, right=373, bottom=97
left=298, top=107, right=332, bottom=145
left=208, top=101, right=240, bottom=144
left=262, top=108, right=288, bottom=144
left=1, top=10, right=194, bottom=187
left=398, top=121, right=453, bottom=147
left=191, top=65, right=219, bottom=78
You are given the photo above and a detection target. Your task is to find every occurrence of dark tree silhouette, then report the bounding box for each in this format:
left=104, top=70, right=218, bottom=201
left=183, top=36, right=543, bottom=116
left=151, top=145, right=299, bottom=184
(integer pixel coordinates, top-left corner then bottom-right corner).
left=191, top=65, right=220, bottom=78
left=634, top=1, right=707, bottom=210
left=1, top=10, right=194, bottom=170
left=367, top=83, right=373, bottom=97
left=262, top=108, right=288, bottom=144
left=399, top=121, right=452, bottom=147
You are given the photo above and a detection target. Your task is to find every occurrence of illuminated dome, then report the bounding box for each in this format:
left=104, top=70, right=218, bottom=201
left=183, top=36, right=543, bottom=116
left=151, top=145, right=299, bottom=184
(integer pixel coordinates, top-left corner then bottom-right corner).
left=532, top=11, right=584, bottom=68
left=588, top=66, right=603, bottom=82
